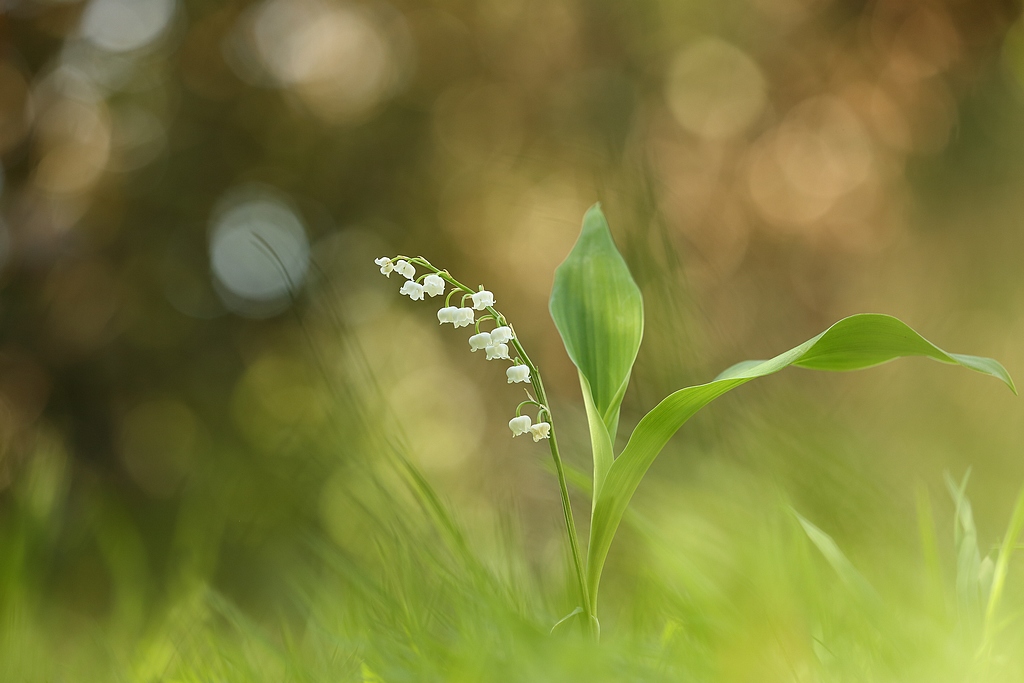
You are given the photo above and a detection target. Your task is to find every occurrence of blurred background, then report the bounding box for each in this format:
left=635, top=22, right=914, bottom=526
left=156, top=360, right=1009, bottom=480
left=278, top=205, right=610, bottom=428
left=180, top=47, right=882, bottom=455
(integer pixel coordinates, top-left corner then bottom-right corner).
left=2, top=0, right=1024, bottom=679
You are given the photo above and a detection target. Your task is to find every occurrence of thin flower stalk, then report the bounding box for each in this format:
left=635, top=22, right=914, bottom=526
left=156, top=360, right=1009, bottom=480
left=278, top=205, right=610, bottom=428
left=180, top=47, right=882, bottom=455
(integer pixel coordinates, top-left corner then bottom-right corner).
left=384, top=254, right=594, bottom=634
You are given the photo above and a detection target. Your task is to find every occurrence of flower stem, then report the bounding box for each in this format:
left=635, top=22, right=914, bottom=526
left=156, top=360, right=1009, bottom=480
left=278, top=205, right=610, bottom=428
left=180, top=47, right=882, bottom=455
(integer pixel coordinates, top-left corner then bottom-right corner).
left=515, top=342, right=595, bottom=638
left=403, top=256, right=596, bottom=637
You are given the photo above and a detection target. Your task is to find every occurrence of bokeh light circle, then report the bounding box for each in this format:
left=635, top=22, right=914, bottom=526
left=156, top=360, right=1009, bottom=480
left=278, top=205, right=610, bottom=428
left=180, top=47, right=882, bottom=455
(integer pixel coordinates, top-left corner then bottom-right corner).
left=80, top=0, right=177, bottom=53
left=208, top=185, right=310, bottom=318
left=226, top=0, right=406, bottom=122
left=665, top=38, right=767, bottom=140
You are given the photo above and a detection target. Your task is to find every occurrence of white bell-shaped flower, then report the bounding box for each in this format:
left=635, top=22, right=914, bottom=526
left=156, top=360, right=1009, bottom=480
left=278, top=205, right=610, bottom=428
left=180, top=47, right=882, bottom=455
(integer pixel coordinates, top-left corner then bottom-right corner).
left=399, top=280, right=425, bottom=301
left=506, top=365, right=530, bottom=384
left=529, top=422, right=551, bottom=442
left=471, top=290, right=495, bottom=310
left=453, top=307, right=475, bottom=328
left=422, top=274, right=445, bottom=297
left=375, top=257, right=394, bottom=276
left=509, top=415, right=531, bottom=437
left=394, top=260, right=416, bottom=280
left=437, top=306, right=457, bottom=324
left=468, top=332, right=492, bottom=352
left=489, top=326, right=513, bottom=345
left=485, top=342, right=509, bottom=360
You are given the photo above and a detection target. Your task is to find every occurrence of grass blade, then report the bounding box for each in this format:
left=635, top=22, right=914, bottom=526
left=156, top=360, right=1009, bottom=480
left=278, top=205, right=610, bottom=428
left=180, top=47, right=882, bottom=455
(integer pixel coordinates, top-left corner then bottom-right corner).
left=983, top=483, right=1024, bottom=643
left=793, top=510, right=880, bottom=603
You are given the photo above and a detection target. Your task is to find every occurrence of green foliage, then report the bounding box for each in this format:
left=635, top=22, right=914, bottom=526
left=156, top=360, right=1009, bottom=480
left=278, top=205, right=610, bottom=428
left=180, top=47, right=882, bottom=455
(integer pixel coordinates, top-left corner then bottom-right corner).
left=982, top=479, right=1024, bottom=648
left=793, top=509, right=880, bottom=604
left=550, top=204, right=644, bottom=444
left=550, top=207, right=1015, bottom=618
left=6, top=450, right=1024, bottom=682
left=946, top=471, right=987, bottom=628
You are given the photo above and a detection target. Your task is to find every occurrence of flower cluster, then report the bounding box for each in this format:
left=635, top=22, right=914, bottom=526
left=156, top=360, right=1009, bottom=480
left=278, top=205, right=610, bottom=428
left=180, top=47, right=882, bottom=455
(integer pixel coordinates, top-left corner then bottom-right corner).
left=376, top=255, right=550, bottom=443
left=468, top=326, right=514, bottom=360
left=508, top=414, right=551, bottom=442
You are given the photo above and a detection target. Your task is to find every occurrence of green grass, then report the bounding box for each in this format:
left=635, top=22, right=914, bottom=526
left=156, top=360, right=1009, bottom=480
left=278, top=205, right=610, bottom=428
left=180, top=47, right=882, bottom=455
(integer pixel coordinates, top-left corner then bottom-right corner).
left=3, top=433, right=1024, bottom=682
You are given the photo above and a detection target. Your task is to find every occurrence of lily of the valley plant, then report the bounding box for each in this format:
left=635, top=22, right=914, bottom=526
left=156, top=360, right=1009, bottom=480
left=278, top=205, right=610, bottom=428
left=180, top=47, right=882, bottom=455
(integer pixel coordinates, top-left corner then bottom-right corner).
left=377, top=205, right=1015, bottom=639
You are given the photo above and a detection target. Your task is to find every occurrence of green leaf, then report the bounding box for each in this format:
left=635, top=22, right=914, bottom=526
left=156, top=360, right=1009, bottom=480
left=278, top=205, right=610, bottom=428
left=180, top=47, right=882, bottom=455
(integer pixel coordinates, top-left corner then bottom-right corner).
left=580, top=372, right=614, bottom=510
left=549, top=204, right=644, bottom=443
left=586, top=313, right=1015, bottom=612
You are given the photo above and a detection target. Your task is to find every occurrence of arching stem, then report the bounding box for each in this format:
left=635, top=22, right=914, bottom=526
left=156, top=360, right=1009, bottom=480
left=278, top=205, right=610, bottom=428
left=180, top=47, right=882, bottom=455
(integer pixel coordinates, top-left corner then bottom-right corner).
left=403, top=256, right=595, bottom=637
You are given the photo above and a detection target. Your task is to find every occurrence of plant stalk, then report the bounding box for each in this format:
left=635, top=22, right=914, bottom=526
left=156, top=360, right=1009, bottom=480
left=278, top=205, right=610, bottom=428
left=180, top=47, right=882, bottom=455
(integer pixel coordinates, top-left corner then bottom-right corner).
left=404, top=256, right=596, bottom=638
left=518, top=352, right=595, bottom=638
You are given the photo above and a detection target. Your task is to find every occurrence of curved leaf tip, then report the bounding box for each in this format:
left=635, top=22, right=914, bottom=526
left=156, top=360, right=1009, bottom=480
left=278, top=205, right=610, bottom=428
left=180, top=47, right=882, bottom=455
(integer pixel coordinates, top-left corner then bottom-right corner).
left=791, top=314, right=1015, bottom=394
left=715, top=314, right=1015, bottom=394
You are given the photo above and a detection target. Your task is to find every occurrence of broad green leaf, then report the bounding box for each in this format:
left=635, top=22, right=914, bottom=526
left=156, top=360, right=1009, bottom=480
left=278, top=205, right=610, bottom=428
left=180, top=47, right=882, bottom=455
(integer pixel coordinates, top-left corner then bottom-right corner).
left=550, top=204, right=643, bottom=442
left=586, top=313, right=1015, bottom=611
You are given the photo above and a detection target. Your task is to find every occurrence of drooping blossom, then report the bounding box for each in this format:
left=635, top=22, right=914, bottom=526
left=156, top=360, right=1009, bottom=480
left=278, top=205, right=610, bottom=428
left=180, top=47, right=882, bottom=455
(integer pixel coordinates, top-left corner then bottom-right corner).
left=453, top=307, right=475, bottom=328
left=400, top=280, right=425, bottom=300
left=423, top=274, right=445, bottom=297
left=485, top=343, right=509, bottom=360
left=506, top=365, right=530, bottom=384
left=490, top=326, right=513, bottom=345
left=469, top=332, right=492, bottom=351
left=529, top=422, right=551, bottom=442
left=394, top=260, right=416, bottom=279
left=509, top=415, right=531, bottom=437
left=471, top=290, right=495, bottom=310
left=437, top=306, right=457, bottom=324
left=375, top=257, right=394, bottom=276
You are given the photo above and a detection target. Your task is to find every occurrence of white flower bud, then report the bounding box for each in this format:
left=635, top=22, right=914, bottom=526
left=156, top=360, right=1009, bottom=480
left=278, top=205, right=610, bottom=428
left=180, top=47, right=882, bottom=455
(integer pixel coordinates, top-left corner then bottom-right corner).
left=509, top=415, right=531, bottom=437
left=485, top=343, right=509, bottom=360
left=489, top=326, right=513, bottom=344
left=394, top=260, right=416, bottom=280
left=399, top=280, right=425, bottom=300
left=437, top=306, right=457, bottom=324
left=529, top=422, right=551, bottom=442
left=469, top=332, right=492, bottom=351
left=375, top=256, right=394, bottom=276
left=471, top=290, right=495, bottom=310
left=422, top=274, right=445, bottom=297
left=506, top=365, right=530, bottom=384
left=453, top=307, right=475, bottom=328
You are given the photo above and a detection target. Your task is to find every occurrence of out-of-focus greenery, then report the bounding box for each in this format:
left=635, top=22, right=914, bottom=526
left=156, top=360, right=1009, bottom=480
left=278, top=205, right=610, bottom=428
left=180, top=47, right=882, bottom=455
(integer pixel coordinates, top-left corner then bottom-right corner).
left=2, top=0, right=1024, bottom=679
